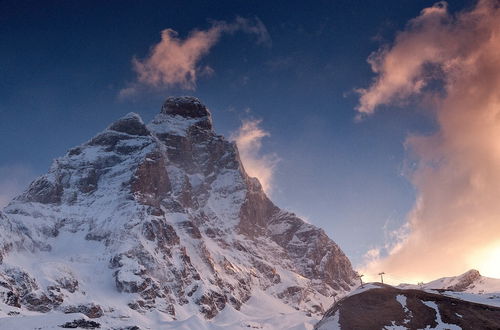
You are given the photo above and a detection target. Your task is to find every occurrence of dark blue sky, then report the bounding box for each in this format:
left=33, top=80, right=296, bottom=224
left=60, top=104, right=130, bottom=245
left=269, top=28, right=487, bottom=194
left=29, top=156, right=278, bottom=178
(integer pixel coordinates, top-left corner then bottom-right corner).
left=0, top=0, right=473, bottom=266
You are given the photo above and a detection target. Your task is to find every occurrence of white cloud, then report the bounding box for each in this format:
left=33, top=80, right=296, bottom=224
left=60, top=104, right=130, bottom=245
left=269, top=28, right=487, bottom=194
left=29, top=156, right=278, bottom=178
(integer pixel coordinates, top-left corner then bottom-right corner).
left=230, top=119, right=279, bottom=194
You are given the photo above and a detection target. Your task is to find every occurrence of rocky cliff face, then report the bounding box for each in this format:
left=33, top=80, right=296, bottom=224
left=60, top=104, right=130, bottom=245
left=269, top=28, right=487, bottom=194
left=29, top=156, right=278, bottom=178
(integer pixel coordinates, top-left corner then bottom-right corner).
left=0, top=97, right=356, bottom=326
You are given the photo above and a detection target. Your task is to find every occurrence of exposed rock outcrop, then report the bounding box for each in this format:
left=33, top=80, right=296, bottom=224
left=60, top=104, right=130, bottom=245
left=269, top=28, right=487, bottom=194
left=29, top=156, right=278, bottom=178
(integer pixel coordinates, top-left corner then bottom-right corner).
left=446, top=269, right=482, bottom=292
left=315, top=283, right=500, bottom=329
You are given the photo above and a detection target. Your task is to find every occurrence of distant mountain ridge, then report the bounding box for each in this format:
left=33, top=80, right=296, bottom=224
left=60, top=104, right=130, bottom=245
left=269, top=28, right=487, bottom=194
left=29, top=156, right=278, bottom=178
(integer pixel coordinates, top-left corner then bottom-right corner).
left=0, top=97, right=356, bottom=329
left=400, top=269, right=500, bottom=294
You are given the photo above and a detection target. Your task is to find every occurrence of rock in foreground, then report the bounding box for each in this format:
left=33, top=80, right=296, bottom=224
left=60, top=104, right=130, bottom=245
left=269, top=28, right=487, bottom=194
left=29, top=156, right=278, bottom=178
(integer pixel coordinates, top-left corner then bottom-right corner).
left=315, top=283, right=500, bottom=329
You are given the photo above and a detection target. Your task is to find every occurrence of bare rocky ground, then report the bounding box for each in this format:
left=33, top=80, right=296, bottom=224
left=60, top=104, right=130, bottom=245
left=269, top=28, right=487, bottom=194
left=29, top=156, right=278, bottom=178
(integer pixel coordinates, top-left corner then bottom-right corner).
left=315, top=282, right=500, bottom=329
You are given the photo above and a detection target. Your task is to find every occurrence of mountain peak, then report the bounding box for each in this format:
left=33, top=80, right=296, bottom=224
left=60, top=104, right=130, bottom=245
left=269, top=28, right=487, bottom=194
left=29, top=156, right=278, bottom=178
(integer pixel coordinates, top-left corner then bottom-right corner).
left=462, top=269, right=481, bottom=277
left=151, top=96, right=213, bottom=134
left=161, top=96, right=211, bottom=119
left=108, top=112, right=149, bottom=136
left=447, top=269, right=482, bottom=291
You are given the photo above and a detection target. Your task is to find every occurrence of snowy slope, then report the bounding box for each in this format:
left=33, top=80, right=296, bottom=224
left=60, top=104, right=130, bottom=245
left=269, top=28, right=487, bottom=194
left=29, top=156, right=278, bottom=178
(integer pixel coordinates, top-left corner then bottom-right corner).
left=397, top=269, right=500, bottom=309
left=0, top=97, right=356, bottom=329
left=412, top=269, right=500, bottom=294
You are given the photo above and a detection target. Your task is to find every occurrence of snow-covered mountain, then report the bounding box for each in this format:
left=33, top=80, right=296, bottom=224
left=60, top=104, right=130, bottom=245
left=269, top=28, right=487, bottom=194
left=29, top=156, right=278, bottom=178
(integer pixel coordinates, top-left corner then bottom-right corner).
left=0, top=97, right=356, bottom=329
left=400, top=269, right=500, bottom=294
left=395, top=269, right=500, bottom=312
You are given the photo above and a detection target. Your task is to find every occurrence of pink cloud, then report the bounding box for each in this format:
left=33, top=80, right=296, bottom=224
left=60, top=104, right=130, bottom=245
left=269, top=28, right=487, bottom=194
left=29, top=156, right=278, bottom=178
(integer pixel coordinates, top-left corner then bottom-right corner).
left=120, top=18, right=270, bottom=97
left=356, top=1, right=452, bottom=115
left=359, top=0, right=500, bottom=282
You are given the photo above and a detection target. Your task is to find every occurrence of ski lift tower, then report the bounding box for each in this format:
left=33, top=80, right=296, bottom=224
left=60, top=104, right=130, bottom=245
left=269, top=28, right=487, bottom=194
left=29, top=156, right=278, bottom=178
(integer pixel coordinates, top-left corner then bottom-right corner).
left=378, top=272, right=385, bottom=284
left=357, top=273, right=364, bottom=288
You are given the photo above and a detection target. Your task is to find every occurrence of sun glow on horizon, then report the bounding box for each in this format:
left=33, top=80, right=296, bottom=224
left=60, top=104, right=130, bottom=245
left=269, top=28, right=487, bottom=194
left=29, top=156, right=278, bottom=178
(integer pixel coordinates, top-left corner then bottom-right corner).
left=360, top=242, right=500, bottom=285
left=469, top=243, right=500, bottom=279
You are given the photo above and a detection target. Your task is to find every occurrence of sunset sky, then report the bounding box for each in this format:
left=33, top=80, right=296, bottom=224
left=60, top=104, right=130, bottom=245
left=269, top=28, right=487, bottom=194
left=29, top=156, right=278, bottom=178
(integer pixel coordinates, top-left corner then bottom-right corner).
left=4, top=0, right=498, bottom=284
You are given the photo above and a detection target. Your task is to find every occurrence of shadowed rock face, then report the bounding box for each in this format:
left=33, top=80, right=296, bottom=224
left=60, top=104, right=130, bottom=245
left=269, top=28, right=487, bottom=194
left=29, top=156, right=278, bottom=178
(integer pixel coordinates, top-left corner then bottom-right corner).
left=160, top=96, right=212, bottom=130
left=1, top=96, right=356, bottom=320
left=131, top=150, right=171, bottom=207
left=238, top=178, right=278, bottom=237
left=447, top=269, right=481, bottom=292
left=20, top=177, right=63, bottom=204
left=108, top=113, right=150, bottom=136
left=315, top=284, right=500, bottom=329
left=161, top=96, right=211, bottom=119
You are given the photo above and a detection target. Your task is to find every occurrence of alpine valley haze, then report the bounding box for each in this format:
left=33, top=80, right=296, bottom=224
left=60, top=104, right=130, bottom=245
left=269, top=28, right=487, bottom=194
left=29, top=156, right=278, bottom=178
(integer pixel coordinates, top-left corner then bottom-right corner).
left=3, top=0, right=500, bottom=329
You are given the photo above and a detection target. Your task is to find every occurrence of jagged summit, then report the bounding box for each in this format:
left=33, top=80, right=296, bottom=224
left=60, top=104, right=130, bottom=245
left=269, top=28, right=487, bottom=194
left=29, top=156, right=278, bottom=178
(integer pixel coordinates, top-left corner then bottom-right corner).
left=108, top=112, right=149, bottom=136
left=161, top=96, right=211, bottom=119
left=152, top=96, right=213, bottom=133
left=0, top=97, right=356, bottom=329
left=461, top=269, right=481, bottom=278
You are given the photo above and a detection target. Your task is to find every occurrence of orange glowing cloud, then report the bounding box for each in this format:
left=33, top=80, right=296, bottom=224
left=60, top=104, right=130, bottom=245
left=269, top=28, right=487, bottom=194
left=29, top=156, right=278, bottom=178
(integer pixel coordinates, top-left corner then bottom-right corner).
left=231, top=119, right=279, bottom=194
left=358, top=0, right=500, bottom=282
left=120, top=18, right=270, bottom=97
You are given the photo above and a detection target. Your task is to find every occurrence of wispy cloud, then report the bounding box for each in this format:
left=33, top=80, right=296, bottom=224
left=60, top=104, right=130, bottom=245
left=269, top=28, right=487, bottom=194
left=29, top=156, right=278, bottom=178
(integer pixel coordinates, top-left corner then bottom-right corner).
left=231, top=119, right=279, bottom=194
left=120, top=17, right=270, bottom=98
left=356, top=1, right=450, bottom=116
left=0, top=164, right=36, bottom=208
left=359, top=0, right=500, bottom=282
